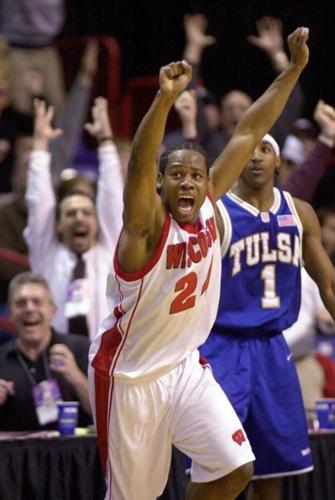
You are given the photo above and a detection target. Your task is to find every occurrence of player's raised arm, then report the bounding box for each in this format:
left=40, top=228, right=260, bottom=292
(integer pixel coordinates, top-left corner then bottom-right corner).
left=118, top=61, right=192, bottom=273
left=123, top=61, right=192, bottom=231
left=210, top=27, right=309, bottom=200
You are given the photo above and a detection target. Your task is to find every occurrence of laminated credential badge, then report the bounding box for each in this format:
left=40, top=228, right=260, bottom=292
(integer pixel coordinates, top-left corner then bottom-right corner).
left=64, top=278, right=91, bottom=318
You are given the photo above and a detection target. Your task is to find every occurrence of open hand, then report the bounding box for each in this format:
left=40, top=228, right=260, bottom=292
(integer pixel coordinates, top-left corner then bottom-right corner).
left=247, top=17, right=284, bottom=55
left=184, top=13, right=216, bottom=49
left=84, top=97, right=113, bottom=141
left=33, top=99, right=63, bottom=150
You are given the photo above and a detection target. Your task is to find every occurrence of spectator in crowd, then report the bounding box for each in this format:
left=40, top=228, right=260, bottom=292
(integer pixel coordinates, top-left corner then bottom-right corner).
left=172, top=86, right=334, bottom=215
left=164, top=15, right=304, bottom=164
left=0, top=0, right=66, bottom=114
left=278, top=100, right=335, bottom=202
left=0, top=41, right=99, bottom=305
left=0, top=39, right=98, bottom=195
left=0, top=272, right=92, bottom=431
left=24, top=98, right=124, bottom=339
left=0, top=133, right=32, bottom=304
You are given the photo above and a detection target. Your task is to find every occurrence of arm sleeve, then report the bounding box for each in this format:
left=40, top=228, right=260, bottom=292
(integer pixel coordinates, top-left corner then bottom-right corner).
left=281, top=140, right=332, bottom=202
left=24, top=151, right=57, bottom=269
left=96, top=143, right=124, bottom=252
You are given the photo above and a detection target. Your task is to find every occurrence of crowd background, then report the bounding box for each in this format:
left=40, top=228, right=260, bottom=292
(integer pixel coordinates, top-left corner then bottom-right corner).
left=64, top=0, right=335, bottom=119
left=0, top=0, right=334, bottom=432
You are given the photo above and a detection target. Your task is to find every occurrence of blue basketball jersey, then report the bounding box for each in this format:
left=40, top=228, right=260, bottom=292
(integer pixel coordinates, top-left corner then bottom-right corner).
left=214, top=187, right=302, bottom=336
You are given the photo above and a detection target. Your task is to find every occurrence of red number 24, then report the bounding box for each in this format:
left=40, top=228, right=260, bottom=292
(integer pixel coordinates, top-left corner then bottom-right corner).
left=169, top=259, right=213, bottom=314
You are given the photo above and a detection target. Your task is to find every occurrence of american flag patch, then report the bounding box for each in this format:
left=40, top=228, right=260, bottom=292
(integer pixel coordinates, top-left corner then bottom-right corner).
left=277, top=214, right=296, bottom=227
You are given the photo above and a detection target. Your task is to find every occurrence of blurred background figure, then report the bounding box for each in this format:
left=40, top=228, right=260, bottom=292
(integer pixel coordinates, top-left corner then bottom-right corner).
left=24, top=98, right=124, bottom=339
left=164, top=15, right=304, bottom=165
left=0, top=0, right=66, bottom=114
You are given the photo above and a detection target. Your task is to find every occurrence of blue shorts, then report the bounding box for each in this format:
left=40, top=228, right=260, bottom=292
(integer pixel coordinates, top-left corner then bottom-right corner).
left=200, top=332, right=313, bottom=477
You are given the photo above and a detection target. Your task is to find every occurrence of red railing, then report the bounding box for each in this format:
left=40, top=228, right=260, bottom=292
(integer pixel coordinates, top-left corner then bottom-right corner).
left=0, top=248, right=30, bottom=335
left=119, top=75, right=181, bottom=139
left=57, top=35, right=122, bottom=135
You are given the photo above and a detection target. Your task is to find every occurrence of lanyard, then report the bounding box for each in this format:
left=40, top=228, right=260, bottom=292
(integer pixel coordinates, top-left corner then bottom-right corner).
left=16, top=349, right=52, bottom=387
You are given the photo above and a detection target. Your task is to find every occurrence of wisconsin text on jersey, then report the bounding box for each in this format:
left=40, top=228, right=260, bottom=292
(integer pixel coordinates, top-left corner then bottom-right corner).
left=166, top=216, right=217, bottom=269
left=230, top=231, right=301, bottom=276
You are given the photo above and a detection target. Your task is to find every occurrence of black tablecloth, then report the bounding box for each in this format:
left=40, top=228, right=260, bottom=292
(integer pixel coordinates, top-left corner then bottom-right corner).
left=0, top=435, right=187, bottom=500
left=0, top=436, right=105, bottom=500
left=238, top=431, right=335, bottom=500
left=0, top=431, right=333, bottom=499
left=282, top=431, right=335, bottom=500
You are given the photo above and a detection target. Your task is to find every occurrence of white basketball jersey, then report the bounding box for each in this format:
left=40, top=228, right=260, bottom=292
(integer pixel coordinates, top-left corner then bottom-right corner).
left=90, top=196, right=221, bottom=380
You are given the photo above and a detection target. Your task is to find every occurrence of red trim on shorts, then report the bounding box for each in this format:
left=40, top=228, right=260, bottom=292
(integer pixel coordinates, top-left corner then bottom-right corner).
left=94, top=369, right=112, bottom=475
left=92, top=323, right=123, bottom=475
left=114, top=212, right=171, bottom=282
left=199, top=355, right=210, bottom=368
left=92, top=280, right=145, bottom=481
left=92, top=324, right=123, bottom=375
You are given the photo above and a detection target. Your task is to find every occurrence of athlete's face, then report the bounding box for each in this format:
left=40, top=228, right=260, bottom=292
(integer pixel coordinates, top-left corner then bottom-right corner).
left=159, top=149, right=209, bottom=225
left=240, top=140, right=281, bottom=190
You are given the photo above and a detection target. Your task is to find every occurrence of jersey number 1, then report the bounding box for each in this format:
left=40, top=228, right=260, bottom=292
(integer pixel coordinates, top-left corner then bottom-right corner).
left=261, top=264, right=280, bottom=308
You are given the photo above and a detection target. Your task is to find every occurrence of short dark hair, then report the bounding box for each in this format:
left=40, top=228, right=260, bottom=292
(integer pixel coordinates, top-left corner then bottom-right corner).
left=159, top=142, right=209, bottom=175
left=57, top=176, right=96, bottom=203
left=8, top=272, right=52, bottom=303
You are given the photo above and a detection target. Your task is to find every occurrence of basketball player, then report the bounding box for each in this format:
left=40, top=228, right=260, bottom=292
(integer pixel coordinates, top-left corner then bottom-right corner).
left=89, top=27, right=309, bottom=500
left=200, top=133, right=335, bottom=500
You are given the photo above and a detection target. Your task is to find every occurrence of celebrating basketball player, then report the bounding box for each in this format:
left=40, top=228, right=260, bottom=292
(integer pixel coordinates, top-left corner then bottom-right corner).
left=89, top=27, right=309, bottom=500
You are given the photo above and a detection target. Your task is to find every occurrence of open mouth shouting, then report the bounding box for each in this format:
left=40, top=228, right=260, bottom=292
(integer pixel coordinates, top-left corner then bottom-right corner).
left=72, top=227, right=88, bottom=240
left=177, top=196, right=195, bottom=216
left=70, top=226, right=91, bottom=251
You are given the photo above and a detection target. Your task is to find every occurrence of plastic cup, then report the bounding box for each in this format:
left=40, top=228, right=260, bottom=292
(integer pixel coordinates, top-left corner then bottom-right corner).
left=57, top=401, right=79, bottom=436
left=315, top=398, right=335, bottom=430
